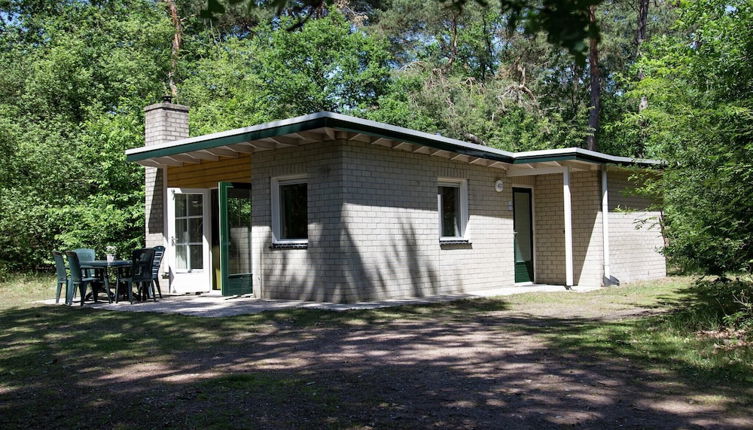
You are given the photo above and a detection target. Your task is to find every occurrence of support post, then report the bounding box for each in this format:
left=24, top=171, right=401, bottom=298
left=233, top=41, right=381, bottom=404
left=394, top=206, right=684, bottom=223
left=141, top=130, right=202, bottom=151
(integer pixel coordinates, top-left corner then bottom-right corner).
left=563, top=167, right=574, bottom=287
left=601, top=167, right=611, bottom=285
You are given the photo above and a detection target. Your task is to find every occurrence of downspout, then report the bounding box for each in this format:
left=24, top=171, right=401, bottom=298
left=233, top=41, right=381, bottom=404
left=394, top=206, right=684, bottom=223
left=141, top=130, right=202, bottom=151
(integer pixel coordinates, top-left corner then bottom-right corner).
left=601, top=166, right=611, bottom=285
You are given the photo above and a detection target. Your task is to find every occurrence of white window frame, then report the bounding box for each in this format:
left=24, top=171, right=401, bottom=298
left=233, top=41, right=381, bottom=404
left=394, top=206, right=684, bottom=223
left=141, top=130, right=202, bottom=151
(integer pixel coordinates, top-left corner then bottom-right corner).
left=271, top=174, right=309, bottom=245
left=437, top=178, right=469, bottom=241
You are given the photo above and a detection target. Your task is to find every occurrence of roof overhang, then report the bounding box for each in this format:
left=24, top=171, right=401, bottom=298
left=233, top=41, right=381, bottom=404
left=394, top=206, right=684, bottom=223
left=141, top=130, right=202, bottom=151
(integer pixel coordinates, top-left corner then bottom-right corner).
left=126, top=112, right=515, bottom=169
left=513, top=147, right=662, bottom=168
left=126, top=111, right=662, bottom=170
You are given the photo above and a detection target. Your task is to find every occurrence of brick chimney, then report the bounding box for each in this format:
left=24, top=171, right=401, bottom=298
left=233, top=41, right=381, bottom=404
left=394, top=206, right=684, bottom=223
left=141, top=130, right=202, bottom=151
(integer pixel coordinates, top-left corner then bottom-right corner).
left=143, top=100, right=189, bottom=249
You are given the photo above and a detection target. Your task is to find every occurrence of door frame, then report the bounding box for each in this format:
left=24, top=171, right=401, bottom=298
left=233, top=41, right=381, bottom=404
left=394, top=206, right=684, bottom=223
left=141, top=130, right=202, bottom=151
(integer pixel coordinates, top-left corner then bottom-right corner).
left=512, top=186, right=536, bottom=284
left=166, top=187, right=212, bottom=293
left=218, top=182, right=253, bottom=296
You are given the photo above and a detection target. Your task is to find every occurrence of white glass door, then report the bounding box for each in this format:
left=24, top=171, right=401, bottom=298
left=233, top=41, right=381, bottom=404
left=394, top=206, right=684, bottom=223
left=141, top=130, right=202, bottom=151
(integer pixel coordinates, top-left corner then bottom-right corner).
left=167, top=188, right=211, bottom=293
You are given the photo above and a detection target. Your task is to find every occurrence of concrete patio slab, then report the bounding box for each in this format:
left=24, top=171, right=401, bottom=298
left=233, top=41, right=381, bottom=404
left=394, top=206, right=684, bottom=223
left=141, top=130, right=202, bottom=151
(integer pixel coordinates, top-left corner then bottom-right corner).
left=39, top=284, right=599, bottom=317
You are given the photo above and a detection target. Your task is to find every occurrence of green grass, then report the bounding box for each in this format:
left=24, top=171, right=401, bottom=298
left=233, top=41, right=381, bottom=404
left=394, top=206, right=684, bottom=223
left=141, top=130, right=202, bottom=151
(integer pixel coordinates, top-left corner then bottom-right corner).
left=548, top=317, right=752, bottom=382
left=503, top=276, right=688, bottom=311
left=0, top=272, right=54, bottom=308
left=0, top=274, right=751, bottom=428
left=509, top=277, right=753, bottom=412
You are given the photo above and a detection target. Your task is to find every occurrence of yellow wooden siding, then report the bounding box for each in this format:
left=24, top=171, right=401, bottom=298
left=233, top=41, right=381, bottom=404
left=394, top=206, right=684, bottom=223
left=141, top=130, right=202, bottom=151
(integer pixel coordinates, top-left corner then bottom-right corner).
left=167, top=154, right=251, bottom=188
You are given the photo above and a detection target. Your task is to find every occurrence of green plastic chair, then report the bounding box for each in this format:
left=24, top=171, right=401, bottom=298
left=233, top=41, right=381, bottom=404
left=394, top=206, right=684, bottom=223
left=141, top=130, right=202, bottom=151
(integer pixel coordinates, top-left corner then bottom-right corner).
left=118, top=248, right=156, bottom=304
left=52, top=251, right=74, bottom=305
left=73, top=248, right=96, bottom=277
left=151, top=246, right=165, bottom=299
left=65, top=251, right=106, bottom=306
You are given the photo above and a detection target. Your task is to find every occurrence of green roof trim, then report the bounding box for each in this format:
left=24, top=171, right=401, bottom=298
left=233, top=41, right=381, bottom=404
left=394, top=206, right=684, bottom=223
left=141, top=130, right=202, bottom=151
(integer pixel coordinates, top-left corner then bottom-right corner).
left=126, top=117, right=330, bottom=162
left=126, top=111, right=662, bottom=168
left=512, top=155, right=578, bottom=164
left=513, top=149, right=662, bottom=167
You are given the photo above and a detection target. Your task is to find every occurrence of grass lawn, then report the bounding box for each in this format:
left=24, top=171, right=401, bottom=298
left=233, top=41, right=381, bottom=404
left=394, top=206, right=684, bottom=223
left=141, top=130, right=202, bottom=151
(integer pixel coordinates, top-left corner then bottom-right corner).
left=0, top=275, right=751, bottom=429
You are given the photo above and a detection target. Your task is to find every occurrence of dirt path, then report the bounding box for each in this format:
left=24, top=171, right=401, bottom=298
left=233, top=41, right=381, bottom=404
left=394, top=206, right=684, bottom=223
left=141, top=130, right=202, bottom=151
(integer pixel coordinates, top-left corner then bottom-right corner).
left=180, top=319, right=749, bottom=429
left=1, top=296, right=750, bottom=429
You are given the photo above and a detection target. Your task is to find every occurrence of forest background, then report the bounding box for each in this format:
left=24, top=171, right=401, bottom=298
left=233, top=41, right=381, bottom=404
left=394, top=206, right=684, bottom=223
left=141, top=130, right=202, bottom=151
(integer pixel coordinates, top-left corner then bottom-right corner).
left=0, top=0, right=750, bottom=278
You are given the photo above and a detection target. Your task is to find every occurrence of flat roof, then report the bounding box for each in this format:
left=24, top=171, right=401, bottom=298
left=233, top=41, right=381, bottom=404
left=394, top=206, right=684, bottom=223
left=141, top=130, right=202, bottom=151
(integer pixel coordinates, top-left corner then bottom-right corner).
left=513, top=148, right=662, bottom=166
left=126, top=111, right=661, bottom=168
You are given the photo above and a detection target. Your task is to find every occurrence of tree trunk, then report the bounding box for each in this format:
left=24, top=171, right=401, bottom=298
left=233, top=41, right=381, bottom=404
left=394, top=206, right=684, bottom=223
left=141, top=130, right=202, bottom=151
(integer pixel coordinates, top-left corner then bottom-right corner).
left=572, top=63, right=581, bottom=115
left=444, top=12, right=459, bottom=71
left=164, top=0, right=182, bottom=100
left=586, top=5, right=601, bottom=152
left=636, top=0, right=649, bottom=112
left=636, top=0, right=649, bottom=47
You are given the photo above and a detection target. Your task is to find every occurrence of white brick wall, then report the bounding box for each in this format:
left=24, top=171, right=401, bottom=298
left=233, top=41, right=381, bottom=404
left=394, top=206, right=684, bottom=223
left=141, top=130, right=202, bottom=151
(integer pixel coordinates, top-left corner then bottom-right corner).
left=251, top=139, right=513, bottom=302
left=246, top=139, right=664, bottom=301
left=526, top=171, right=603, bottom=287
left=533, top=174, right=566, bottom=284
left=341, top=140, right=513, bottom=300
left=607, top=169, right=666, bottom=283
left=251, top=140, right=347, bottom=301
left=571, top=171, right=604, bottom=287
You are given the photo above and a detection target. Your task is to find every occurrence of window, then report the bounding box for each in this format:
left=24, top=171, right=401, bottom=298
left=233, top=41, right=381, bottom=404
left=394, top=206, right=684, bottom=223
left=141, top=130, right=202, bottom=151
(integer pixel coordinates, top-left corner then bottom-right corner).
left=174, top=193, right=204, bottom=271
left=437, top=179, right=468, bottom=240
left=439, top=186, right=460, bottom=237
left=272, top=176, right=308, bottom=244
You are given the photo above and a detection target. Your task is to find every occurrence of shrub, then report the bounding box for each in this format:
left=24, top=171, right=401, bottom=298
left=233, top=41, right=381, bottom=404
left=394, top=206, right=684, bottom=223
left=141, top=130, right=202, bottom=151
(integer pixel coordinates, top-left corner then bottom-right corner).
left=669, top=279, right=753, bottom=334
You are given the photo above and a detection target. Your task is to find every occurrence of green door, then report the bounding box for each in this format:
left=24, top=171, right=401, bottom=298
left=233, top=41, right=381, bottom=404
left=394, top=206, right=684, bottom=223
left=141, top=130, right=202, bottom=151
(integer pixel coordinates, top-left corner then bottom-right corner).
left=513, top=188, right=534, bottom=283
left=219, top=182, right=253, bottom=296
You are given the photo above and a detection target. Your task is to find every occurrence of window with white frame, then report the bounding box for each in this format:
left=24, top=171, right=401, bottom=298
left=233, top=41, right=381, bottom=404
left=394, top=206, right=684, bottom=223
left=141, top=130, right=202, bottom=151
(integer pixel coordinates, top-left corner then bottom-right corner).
left=437, top=179, right=468, bottom=240
left=271, top=176, right=308, bottom=243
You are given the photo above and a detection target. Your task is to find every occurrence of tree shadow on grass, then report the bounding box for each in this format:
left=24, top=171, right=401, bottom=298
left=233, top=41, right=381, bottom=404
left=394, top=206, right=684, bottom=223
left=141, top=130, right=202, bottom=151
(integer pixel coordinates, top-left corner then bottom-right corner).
left=0, top=295, right=751, bottom=429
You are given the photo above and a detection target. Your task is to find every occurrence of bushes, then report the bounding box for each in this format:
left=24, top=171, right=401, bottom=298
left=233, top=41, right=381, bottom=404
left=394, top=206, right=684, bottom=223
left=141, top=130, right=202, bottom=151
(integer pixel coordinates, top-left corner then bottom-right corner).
left=0, top=0, right=171, bottom=270
left=668, top=278, right=753, bottom=335
left=619, top=0, right=753, bottom=277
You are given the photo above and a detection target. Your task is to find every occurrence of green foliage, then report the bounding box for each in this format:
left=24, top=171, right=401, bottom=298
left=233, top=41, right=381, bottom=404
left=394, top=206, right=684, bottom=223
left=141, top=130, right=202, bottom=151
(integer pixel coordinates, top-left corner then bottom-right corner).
left=203, top=0, right=601, bottom=63
left=181, top=12, right=392, bottom=135
left=0, top=4, right=395, bottom=269
left=611, top=0, right=753, bottom=275
left=0, top=0, right=172, bottom=268
left=367, top=66, right=590, bottom=151
left=366, top=1, right=596, bottom=151
left=676, top=279, right=753, bottom=333
left=0, top=0, right=748, bottom=281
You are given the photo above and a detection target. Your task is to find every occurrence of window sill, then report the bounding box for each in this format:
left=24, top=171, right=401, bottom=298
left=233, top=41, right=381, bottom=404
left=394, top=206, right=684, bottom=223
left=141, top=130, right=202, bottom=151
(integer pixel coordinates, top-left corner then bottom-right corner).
left=270, top=242, right=308, bottom=250
left=439, top=239, right=472, bottom=246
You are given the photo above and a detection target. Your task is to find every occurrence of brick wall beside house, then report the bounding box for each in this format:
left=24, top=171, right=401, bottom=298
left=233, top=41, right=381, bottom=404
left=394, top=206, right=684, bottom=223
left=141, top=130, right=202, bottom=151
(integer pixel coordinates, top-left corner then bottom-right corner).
left=570, top=170, right=604, bottom=287
left=533, top=174, right=566, bottom=284
left=607, top=169, right=666, bottom=283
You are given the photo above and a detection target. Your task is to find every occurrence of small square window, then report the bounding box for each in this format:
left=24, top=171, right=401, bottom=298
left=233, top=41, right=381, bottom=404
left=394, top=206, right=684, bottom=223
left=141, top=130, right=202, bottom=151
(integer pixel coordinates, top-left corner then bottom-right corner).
left=439, top=185, right=460, bottom=237
left=438, top=179, right=468, bottom=240
left=280, top=183, right=308, bottom=240
left=272, top=176, right=308, bottom=244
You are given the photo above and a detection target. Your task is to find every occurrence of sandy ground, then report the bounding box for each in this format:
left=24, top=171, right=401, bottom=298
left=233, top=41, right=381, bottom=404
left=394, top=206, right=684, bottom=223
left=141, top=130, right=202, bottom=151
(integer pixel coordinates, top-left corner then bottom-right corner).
left=2, top=302, right=750, bottom=429
left=39, top=284, right=599, bottom=317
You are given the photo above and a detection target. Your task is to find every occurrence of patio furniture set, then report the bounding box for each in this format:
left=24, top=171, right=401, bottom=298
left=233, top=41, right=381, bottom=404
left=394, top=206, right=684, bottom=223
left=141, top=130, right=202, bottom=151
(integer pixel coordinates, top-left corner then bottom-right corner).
left=52, top=247, right=165, bottom=306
